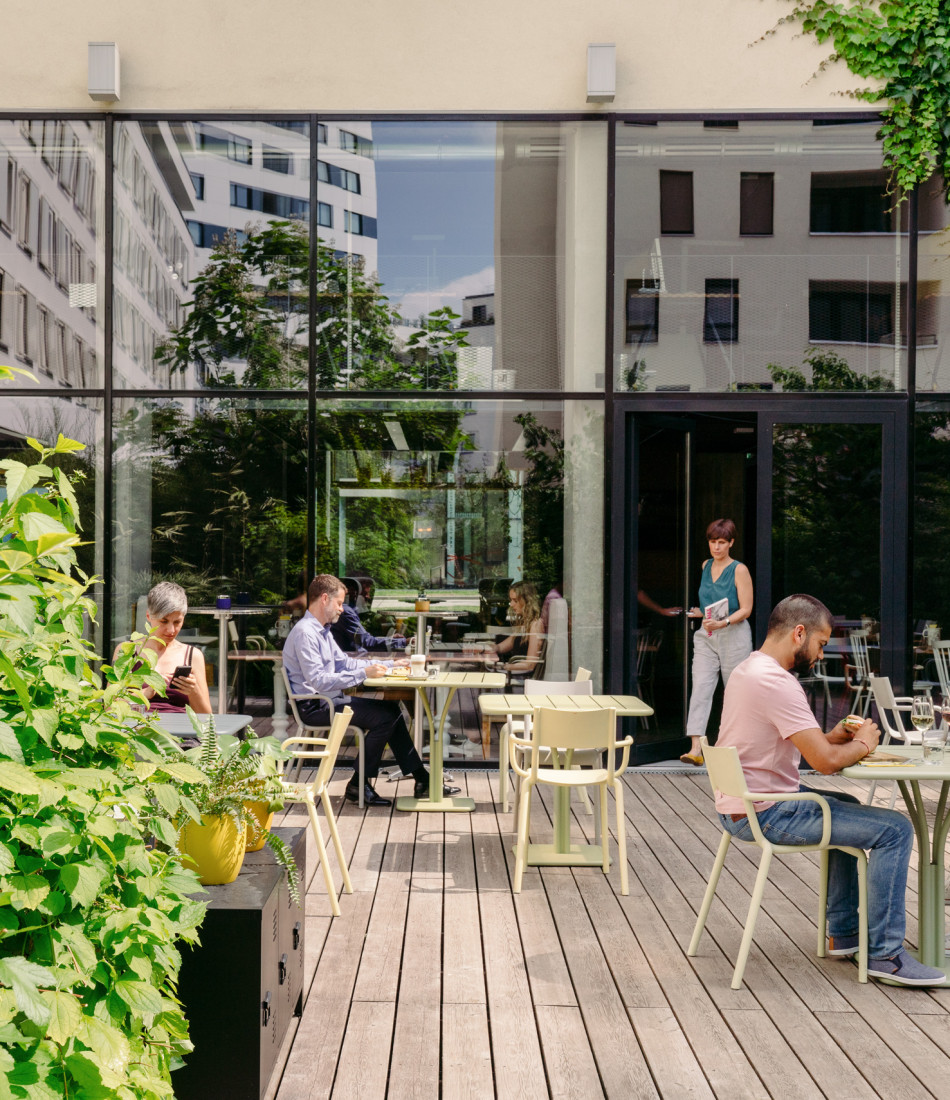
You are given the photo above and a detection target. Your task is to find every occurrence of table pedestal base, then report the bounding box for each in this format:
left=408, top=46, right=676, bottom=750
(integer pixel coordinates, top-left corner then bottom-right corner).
left=516, top=842, right=605, bottom=867
left=396, top=795, right=475, bottom=813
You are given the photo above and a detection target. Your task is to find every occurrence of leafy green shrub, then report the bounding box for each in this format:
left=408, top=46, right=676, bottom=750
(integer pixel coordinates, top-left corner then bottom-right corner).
left=0, top=432, right=209, bottom=1099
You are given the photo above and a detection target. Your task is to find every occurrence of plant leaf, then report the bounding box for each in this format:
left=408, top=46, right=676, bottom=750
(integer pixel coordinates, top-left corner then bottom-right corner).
left=0, top=956, right=52, bottom=1026
left=42, top=989, right=82, bottom=1044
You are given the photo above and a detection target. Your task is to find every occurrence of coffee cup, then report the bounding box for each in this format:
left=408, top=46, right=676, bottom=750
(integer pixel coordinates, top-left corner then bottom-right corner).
left=409, top=655, right=427, bottom=679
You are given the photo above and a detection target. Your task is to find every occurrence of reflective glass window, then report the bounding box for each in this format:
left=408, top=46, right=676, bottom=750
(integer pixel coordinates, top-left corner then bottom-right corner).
left=0, top=120, right=104, bottom=389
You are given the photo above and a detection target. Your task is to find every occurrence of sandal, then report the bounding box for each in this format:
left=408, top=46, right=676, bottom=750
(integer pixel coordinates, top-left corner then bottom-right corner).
left=679, top=752, right=704, bottom=766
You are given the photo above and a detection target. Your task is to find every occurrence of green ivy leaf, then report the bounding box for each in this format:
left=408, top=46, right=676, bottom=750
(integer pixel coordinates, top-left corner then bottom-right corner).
left=0, top=723, right=24, bottom=765
left=113, top=978, right=163, bottom=1019
left=79, top=1015, right=131, bottom=1078
left=0, top=761, right=41, bottom=796
left=41, top=989, right=82, bottom=1044
left=7, top=875, right=50, bottom=911
left=59, top=862, right=106, bottom=909
left=0, top=956, right=53, bottom=1026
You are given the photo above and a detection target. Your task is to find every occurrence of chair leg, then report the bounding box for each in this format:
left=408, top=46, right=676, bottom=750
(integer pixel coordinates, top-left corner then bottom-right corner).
left=500, top=725, right=511, bottom=813
left=613, top=778, right=628, bottom=896
left=599, top=784, right=609, bottom=874
left=856, top=850, right=868, bottom=983
left=322, top=789, right=353, bottom=895
left=512, top=780, right=533, bottom=893
left=817, top=849, right=830, bottom=957
left=481, top=717, right=491, bottom=760
left=688, top=831, right=732, bottom=956
left=307, top=795, right=340, bottom=918
left=732, top=846, right=774, bottom=989
left=358, top=732, right=365, bottom=809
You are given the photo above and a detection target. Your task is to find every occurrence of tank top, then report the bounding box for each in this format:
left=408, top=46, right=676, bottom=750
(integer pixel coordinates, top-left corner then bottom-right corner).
left=697, top=559, right=741, bottom=616
left=147, top=644, right=195, bottom=712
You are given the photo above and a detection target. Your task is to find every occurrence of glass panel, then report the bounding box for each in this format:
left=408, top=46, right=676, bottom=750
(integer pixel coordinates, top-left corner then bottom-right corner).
left=0, top=120, right=105, bottom=389
left=110, top=395, right=309, bottom=662
left=615, top=120, right=909, bottom=393
left=114, top=121, right=311, bottom=389
left=321, top=120, right=607, bottom=392
left=312, top=398, right=603, bottom=760
left=917, top=173, right=949, bottom=392
left=0, top=393, right=104, bottom=648
left=772, top=421, right=882, bottom=720
left=914, top=403, right=950, bottom=685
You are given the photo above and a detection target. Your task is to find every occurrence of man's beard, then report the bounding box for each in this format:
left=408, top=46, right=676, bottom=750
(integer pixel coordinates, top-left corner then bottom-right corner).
left=791, top=644, right=814, bottom=677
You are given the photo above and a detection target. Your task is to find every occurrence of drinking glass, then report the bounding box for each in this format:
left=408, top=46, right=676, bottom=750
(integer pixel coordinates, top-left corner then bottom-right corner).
left=912, top=697, right=935, bottom=763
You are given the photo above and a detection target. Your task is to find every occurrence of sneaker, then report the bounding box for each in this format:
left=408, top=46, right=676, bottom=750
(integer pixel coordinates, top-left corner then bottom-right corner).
left=827, top=933, right=861, bottom=957
left=868, top=949, right=946, bottom=987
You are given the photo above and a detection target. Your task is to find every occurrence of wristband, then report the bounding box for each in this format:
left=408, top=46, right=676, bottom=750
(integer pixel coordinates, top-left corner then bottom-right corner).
left=853, top=737, right=872, bottom=759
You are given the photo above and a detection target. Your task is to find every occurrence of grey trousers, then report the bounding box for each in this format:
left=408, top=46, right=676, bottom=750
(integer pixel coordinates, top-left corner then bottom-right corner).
left=685, top=619, right=752, bottom=740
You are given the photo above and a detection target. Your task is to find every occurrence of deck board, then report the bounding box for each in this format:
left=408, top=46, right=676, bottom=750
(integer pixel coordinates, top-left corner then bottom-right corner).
left=269, top=768, right=950, bottom=1099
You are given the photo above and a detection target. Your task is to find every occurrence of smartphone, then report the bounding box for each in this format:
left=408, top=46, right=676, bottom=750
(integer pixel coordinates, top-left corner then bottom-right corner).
left=172, top=665, right=192, bottom=680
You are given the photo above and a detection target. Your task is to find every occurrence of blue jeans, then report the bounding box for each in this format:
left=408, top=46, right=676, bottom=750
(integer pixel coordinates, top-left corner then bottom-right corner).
left=720, top=785, right=914, bottom=959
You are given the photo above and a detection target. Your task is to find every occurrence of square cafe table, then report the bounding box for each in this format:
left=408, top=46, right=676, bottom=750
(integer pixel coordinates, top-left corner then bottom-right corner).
left=842, top=744, right=950, bottom=981
left=477, top=692, right=653, bottom=867
left=363, top=670, right=506, bottom=813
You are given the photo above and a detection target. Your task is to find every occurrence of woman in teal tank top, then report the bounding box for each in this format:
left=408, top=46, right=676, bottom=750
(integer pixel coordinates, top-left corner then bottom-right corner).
left=682, top=518, right=754, bottom=764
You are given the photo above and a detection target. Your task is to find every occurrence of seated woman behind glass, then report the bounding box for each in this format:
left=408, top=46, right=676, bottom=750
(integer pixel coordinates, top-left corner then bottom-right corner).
left=493, top=581, right=544, bottom=677
left=122, top=581, right=213, bottom=713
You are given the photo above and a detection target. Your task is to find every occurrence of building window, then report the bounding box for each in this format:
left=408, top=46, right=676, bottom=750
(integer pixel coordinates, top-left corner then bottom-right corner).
left=271, top=120, right=309, bottom=136
left=339, top=167, right=360, bottom=194
left=317, top=160, right=361, bottom=194
left=339, top=130, right=373, bottom=157
left=16, top=171, right=34, bottom=254
left=230, top=183, right=309, bottom=219
left=810, top=171, right=892, bottom=233
left=199, top=127, right=252, bottom=165
left=625, top=279, right=659, bottom=345
left=740, top=172, right=774, bottom=236
left=190, top=172, right=204, bottom=199
left=316, top=123, right=327, bottom=144
left=809, top=281, right=896, bottom=344
left=472, top=304, right=487, bottom=324
left=344, top=210, right=377, bottom=237
left=262, top=146, right=292, bottom=174
left=186, top=221, right=238, bottom=249
left=703, top=119, right=739, bottom=129
left=659, top=170, right=693, bottom=235
left=703, top=279, right=739, bottom=343
left=317, top=202, right=333, bottom=228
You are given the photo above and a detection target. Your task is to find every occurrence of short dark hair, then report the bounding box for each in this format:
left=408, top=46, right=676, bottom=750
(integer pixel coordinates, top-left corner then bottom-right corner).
left=308, top=574, right=345, bottom=603
left=767, top=594, right=833, bottom=638
left=705, top=518, right=736, bottom=541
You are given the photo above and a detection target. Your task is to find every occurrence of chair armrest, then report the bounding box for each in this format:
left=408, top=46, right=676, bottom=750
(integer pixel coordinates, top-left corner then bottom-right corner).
left=743, top=790, right=832, bottom=846
left=289, top=690, right=336, bottom=717
left=613, top=735, right=634, bottom=774
left=508, top=734, right=534, bottom=778
left=281, top=736, right=330, bottom=750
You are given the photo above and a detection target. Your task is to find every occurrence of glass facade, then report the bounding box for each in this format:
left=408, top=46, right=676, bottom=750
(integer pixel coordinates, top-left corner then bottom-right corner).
left=1, top=111, right=947, bottom=763
left=614, top=120, right=914, bottom=393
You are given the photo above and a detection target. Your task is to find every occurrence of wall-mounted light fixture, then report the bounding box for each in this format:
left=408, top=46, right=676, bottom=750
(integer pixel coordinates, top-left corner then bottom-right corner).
left=587, top=43, right=616, bottom=103
left=88, top=42, right=120, bottom=101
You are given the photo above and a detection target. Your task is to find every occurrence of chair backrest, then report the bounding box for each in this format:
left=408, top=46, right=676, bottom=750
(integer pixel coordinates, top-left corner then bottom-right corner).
left=849, top=629, right=871, bottom=680
left=932, top=641, right=950, bottom=698
left=530, top=706, right=624, bottom=780
left=701, top=741, right=751, bottom=800
left=313, top=707, right=353, bottom=792
left=281, top=664, right=333, bottom=729
left=524, top=678, right=594, bottom=698
left=575, top=667, right=592, bottom=682
left=228, top=618, right=239, bottom=649
left=869, top=674, right=915, bottom=744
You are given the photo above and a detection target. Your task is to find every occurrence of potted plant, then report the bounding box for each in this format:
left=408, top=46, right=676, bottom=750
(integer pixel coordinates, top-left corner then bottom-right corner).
left=168, top=710, right=300, bottom=900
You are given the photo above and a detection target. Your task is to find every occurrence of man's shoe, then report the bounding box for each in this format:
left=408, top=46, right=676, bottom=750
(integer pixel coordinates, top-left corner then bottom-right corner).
left=345, top=780, right=392, bottom=807
left=413, top=778, right=461, bottom=798
left=868, top=948, right=946, bottom=986
left=827, top=933, right=861, bottom=957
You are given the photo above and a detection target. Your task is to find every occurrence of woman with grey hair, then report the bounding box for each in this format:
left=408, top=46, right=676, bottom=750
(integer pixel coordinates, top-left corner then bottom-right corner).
left=117, top=581, right=212, bottom=713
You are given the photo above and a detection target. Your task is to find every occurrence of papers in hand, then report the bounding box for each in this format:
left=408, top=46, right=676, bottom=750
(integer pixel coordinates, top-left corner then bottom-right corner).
left=704, top=598, right=729, bottom=622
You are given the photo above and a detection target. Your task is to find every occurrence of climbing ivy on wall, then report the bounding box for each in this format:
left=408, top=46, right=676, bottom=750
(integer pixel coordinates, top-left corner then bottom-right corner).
left=771, top=0, right=950, bottom=197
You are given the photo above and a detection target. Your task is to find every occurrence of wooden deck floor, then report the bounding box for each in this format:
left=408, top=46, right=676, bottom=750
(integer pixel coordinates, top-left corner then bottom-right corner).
left=263, top=768, right=950, bottom=1100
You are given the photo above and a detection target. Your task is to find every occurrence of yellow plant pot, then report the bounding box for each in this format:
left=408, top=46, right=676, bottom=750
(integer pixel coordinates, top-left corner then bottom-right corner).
left=179, top=814, right=247, bottom=885
left=244, top=800, right=274, bottom=852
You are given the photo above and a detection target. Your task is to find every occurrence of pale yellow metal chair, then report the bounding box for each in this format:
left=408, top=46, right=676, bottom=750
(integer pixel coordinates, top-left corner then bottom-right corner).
left=500, top=669, right=594, bottom=813
left=279, top=707, right=354, bottom=918
left=688, top=737, right=868, bottom=989
left=510, top=705, right=632, bottom=895
left=281, top=664, right=366, bottom=807
left=867, top=674, right=916, bottom=808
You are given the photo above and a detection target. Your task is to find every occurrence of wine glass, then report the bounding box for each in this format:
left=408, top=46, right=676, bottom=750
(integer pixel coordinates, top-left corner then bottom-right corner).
left=911, top=697, right=935, bottom=763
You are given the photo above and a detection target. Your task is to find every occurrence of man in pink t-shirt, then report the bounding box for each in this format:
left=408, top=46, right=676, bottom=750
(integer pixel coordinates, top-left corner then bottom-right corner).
left=713, top=593, right=943, bottom=987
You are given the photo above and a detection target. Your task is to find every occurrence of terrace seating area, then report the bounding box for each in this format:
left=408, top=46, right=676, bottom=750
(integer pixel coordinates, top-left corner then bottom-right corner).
left=262, top=763, right=950, bottom=1100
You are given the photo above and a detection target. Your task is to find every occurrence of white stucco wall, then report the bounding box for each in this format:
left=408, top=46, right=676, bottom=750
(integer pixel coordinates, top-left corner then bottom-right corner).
left=2, top=0, right=881, bottom=113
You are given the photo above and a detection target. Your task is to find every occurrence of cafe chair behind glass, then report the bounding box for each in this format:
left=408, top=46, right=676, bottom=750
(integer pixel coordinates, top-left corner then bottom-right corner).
left=845, top=629, right=873, bottom=717
left=867, top=674, right=917, bottom=808
left=510, top=706, right=632, bottom=895
left=280, top=707, right=354, bottom=917
left=931, top=641, right=950, bottom=702
left=688, top=738, right=868, bottom=990
left=500, top=674, right=595, bottom=813
left=281, top=664, right=367, bottom=807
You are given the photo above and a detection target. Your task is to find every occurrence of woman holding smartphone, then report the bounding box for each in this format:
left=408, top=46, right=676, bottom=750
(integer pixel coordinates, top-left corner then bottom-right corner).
left=119, top=581, right=212, bottom=714
left=681, top=518, right=753, bottom=765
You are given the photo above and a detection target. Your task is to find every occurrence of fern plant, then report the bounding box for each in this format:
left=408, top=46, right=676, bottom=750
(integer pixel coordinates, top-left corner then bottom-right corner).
left=167, top=711, right=300, bottom=904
